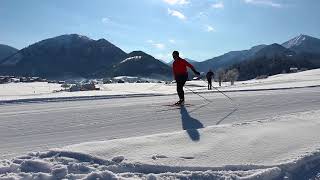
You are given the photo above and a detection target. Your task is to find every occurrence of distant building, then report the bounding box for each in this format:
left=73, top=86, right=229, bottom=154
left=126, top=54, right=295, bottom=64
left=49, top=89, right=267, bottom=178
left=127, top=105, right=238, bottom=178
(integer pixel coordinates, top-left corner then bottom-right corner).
left=81, top=83, right=100, bottom=91
left=0, top=77, right=10, bottom=84
left=70, top=84, right=81, bottom=92
left=20, top=77, right=28, bottom=83
left=0, top=78, right=7, bottom=84
left=10, top=78, right=20, bottom=83
left=290, top=67, right=298, bottom=73
left=117, top=79, right=125, bottom=83
left=18, top=77, right=40, bottom=83
left=103, top=79, right=113, bottom=84
left=69, top=83, right=100, bottom=92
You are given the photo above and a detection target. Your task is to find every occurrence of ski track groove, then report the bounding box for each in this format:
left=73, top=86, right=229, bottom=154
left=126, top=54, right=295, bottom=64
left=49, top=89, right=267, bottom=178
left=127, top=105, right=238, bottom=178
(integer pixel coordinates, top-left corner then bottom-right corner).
left=1, top=87, right=320, bottom=159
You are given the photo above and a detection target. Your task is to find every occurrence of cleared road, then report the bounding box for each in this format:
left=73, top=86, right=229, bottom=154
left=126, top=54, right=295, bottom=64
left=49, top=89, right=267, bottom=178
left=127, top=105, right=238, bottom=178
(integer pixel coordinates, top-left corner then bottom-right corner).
left=1, top=87, right=320, bottom=159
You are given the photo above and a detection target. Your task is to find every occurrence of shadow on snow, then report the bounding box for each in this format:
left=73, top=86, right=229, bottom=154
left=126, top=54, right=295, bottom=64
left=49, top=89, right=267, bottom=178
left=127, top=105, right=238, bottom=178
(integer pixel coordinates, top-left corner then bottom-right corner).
left=180, top=106, right=204, bottom=141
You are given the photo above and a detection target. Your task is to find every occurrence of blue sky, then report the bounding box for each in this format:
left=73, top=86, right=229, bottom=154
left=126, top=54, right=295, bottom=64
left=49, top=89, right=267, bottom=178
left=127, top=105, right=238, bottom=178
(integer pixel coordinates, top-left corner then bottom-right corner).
left=0, top=0, right=320, bottom=62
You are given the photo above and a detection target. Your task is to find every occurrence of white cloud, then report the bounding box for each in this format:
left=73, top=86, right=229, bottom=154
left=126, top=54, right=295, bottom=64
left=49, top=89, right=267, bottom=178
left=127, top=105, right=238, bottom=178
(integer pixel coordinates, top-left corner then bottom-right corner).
left=146, top=40, right=154, bottom=43
left=244, top=0, right=282, bottom=8
left=212, top=2, right=224, bottom=9
left=154, top=43, right=166, bottom=49
left=168, top=8, right=186, bottom=20
left=193, top=12, right=209, bottom=20
left=101, top=17, right=111, bottom=24
left=169, top=39, right=176, bottom=44
left=206, top=25, right=215, bottom=32
left=198, top=12, right=206, bottom=17
left=147, top=40, right=166, bottom=49
left=163, top=0, right=190, bottom=5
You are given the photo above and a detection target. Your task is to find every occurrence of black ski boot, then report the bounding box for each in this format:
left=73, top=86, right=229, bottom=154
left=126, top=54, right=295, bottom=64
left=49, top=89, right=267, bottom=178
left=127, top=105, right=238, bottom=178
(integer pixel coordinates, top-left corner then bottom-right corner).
left=174, top=99, right=185, bottom=106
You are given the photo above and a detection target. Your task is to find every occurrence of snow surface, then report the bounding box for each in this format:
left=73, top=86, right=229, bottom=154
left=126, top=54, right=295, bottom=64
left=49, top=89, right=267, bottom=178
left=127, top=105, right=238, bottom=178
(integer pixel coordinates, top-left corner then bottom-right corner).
left=1, top=69, right=320, bottom=179
left=1, top=69, right=320, bottom=103
left=1, top=110, right=320, bottom=179
left=0, top=82, right=62, bottom=96
left=3, top=86, right=320, bottom=161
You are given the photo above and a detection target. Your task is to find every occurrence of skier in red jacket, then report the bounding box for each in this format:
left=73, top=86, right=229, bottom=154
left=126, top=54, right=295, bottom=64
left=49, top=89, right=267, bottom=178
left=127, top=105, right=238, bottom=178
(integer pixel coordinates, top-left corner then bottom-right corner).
left=172, top=51, right=200, bottom=105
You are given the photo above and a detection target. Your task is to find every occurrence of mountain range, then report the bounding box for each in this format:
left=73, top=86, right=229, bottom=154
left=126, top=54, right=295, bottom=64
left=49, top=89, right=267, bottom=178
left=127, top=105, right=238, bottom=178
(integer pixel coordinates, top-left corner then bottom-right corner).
left=0, top=34, right=171, bottom=80
left=194, top=44, right=267, bottom=71
left=108, top=51, right=171, bottom=79
left=0, top=34, right=320, bottom=80
left=0, top=44, right=18, bottom=63
left=194, top=34, right=320, bottom=72
left=192, top=34, right=320, bottom=80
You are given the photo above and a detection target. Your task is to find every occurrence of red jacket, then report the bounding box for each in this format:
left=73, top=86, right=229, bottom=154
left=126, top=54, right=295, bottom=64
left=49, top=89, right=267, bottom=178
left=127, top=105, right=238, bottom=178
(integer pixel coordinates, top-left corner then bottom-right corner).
left=172, top=58, right=195, bottom=79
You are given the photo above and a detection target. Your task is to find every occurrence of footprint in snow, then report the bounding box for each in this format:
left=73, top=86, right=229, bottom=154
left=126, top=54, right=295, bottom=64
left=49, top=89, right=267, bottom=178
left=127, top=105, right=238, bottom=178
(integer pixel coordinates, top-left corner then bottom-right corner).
left=152, top=155, right=168, bottom=160
left=180, top=156, right=195, bottom=159
left=112, top=156, right=125, bottom=163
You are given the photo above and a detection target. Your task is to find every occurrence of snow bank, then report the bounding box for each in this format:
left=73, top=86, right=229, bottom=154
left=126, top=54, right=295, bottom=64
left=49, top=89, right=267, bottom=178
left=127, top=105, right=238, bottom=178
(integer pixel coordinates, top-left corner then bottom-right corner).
left=0, top=151, right=283, bottom=179
left=1, top=69, right=320, bottom=104
left=2, top=110, right=320, bottom=179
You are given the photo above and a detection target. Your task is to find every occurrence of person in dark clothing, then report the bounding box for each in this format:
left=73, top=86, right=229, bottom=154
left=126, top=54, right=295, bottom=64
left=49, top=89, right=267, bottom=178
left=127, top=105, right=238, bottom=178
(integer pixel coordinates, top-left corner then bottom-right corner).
left=172, top=51, right=200, bottom=105
left=206, top=69, right=214, bottom=90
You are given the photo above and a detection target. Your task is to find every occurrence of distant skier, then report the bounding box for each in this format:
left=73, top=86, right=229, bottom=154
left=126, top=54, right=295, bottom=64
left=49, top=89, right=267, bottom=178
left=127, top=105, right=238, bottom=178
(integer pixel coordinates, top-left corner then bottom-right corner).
left=206, top=69, right=214, bottom=90
left=172, top=51, right=200, bottom=105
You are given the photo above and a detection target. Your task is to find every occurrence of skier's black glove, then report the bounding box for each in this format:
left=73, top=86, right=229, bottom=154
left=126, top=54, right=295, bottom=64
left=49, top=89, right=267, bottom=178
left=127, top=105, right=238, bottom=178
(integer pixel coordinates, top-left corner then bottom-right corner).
left=194, top=71, right=200, bottom=76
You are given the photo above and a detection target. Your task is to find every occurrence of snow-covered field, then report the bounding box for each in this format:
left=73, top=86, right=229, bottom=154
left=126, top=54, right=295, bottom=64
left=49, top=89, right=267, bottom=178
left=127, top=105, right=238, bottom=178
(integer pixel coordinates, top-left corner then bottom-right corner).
left=1, top=110, right=320, bottom=179
left=1, top=69, right=320, bottom=103
left=0, top=82, right=62, bottom=97
left=1, top=69, right=320, bottom=179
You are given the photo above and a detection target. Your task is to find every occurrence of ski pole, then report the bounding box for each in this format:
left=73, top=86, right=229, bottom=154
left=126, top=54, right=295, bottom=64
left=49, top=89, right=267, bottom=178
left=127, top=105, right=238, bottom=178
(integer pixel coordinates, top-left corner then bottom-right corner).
left=211, top=85, right=234, bottom=102
left=184, top=85, right=212, bottom=103
left=200, top=79, right=234, bottom=102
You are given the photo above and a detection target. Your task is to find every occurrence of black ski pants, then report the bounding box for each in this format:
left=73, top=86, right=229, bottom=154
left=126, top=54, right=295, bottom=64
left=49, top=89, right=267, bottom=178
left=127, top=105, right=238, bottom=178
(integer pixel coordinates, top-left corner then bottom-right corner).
left=207, top=78, right=212, bottom=90
left=176, top=74, right=188, bottom=100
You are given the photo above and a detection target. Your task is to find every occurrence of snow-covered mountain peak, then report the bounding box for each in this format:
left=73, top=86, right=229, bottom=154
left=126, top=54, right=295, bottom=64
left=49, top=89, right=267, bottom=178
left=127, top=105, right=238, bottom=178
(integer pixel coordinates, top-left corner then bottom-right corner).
left=35, top=34, right=93, bottom=48
left=53, top=34, right=92, bottom=42
left=283, top=34, right=311, bottom=48
left=282, top=34, right=320, bottom=54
